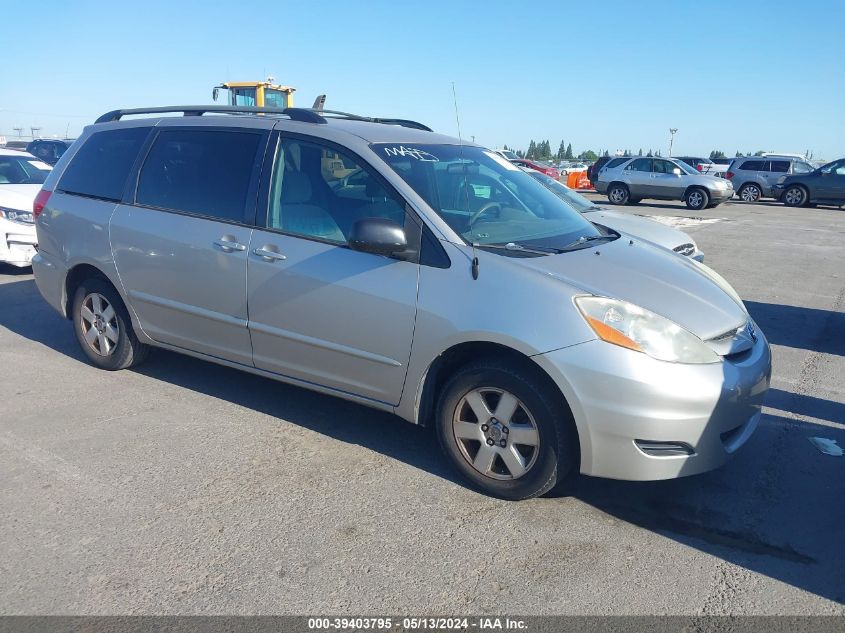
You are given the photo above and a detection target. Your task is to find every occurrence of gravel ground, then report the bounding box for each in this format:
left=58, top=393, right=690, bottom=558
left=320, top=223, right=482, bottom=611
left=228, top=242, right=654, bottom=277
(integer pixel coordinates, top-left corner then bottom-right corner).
left=0, top=197, right=843, bottom=615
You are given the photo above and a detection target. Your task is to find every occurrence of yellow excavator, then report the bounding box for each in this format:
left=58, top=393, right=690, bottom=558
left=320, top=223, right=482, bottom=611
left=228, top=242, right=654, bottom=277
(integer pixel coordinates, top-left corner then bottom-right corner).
left=212, top=77, right=326, bottom=110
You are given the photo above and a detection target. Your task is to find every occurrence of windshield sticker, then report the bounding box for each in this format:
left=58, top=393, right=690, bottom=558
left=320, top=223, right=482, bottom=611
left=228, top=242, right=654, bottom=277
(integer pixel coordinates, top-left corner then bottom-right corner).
left=382, top=146, right=439, bottom=162
left=484, top=150, right=519, bottom=171
left=27, top=160, right=51, bottom=170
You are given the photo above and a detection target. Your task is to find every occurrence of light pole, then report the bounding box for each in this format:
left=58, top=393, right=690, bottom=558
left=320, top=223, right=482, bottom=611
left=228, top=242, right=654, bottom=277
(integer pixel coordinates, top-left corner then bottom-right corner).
left=31, top=126, right=42, bottom=140
left=13, top=127, right=23, bottom=138
left=669, top=128, right=678, bottom=157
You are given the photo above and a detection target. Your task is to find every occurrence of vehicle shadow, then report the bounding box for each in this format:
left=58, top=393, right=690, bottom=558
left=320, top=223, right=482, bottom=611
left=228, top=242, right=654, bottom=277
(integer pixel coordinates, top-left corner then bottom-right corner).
left=1, top=276, right=842, bottom=605
left=746, top=300, right=845, bottom=357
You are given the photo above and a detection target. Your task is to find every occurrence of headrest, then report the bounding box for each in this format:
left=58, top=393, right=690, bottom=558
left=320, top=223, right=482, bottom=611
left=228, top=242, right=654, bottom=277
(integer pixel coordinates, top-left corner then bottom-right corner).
left=281, top=171, right=312, bottom=204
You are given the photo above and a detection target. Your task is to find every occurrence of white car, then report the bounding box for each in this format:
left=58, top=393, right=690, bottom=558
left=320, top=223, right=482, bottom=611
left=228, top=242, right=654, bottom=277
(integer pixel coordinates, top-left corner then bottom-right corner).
left=525, top=169, right=704, bottom=261
left=0, top=149, right=50, bottom=267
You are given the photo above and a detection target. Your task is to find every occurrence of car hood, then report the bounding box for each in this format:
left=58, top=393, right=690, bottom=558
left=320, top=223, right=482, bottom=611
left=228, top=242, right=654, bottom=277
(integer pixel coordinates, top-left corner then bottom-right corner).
left=0, top=184, right=41, bottom=211
left=583, top=209, right=693, bottom=251
left=512, top=237, right=746, bottom=340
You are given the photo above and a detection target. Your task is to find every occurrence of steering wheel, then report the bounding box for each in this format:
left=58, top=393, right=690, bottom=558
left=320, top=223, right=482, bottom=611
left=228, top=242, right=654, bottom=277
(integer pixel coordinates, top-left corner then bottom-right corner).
left=468, top=201, right=502, bottom=226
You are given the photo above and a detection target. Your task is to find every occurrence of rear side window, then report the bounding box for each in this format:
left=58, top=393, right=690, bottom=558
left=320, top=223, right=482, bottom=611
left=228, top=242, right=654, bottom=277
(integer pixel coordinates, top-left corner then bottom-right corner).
left=739, top=160, right=764, bottom=171
left=136, top=129, right=261, bottom=223
left=770, top=161, right=789, bottom=172
left=58, top=127, right=149, bottom=201
left=606, top=158, right=628, bottom=169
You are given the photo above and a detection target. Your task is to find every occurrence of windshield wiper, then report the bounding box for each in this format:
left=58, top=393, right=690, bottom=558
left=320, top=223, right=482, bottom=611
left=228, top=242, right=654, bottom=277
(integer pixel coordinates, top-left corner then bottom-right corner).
left=560, top=234, right=616, bottom=250
left=473, top=242, right=560, bottom=256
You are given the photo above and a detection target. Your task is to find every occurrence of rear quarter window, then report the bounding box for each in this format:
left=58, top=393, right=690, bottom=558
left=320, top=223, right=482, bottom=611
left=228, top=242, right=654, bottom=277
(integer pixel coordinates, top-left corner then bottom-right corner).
left=58, top=127, right=150, bottom=201
left=770, top=161, right=790, bottom=172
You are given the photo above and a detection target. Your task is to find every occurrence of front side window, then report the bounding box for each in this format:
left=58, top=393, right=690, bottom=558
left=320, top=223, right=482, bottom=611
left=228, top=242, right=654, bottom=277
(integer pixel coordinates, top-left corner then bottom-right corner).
left=374, top=143, right=603, bottom=250
left=822, top=160, right=845, bottom=175
left=266, top=138, right=407, bottom=244
left=231, top=88, right=256, bottom=106
left=58, top=127, right=149, bottom=201
left=792, top=161, right=814, bottom=174
left=136, top=129, right=261, bottom=222
left=626, top=158, right=651, bottom=172
left=0, top=155, right=52, bottom=185
left=653, top=159, right=679, bottom=174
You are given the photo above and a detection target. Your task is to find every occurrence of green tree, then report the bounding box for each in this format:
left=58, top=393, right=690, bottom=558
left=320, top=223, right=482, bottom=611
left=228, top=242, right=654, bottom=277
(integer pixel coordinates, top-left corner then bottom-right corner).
left=603, top=150, right=610, bottom=157
left=735, top=151, right=744, bottom=157
left=753, top=150, right=765, bottom=156
left=516, top=149, right=525, bottom=158
left=579, top=150, right=598, bottom=161
left=557, top=140, right=566, bottom=161
left=647, top=149, right=653, bottom=157
left=527, top=140, right=536, bottom=159
left=709, top=150, right=726, bottom=159
left=638, top=148, right=643, bottom=156
left=565, top=143, right=574, bottom=159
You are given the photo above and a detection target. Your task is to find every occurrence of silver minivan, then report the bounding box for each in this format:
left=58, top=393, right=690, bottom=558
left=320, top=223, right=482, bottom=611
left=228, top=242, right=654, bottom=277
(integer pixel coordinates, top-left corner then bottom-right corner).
left=31, top=105, right=771, bottom=500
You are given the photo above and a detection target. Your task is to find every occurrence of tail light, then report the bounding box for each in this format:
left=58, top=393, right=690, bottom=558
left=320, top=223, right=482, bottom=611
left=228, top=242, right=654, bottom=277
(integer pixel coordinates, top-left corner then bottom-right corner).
left=726, top=171, right=734, bottom=180
left=33, top=189, right=51, bottom=218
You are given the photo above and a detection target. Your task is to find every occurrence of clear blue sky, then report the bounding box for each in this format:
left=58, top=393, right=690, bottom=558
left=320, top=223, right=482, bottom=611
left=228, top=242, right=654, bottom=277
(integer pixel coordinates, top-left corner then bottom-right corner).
left=3, top=0, right=843, bottom=160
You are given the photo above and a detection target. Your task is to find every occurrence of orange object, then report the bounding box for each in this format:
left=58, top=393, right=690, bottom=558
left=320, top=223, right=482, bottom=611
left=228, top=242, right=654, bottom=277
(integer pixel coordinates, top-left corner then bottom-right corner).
left=567, top=172, right=580, bottom=188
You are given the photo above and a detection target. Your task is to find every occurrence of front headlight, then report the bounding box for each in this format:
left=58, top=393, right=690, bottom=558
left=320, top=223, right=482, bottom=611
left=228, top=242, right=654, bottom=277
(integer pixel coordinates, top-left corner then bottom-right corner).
left=0, top=207, right=34, bottom=224
left=575, top=296, right=719, bottom=364
left=713, top=180, right=728, bottom=189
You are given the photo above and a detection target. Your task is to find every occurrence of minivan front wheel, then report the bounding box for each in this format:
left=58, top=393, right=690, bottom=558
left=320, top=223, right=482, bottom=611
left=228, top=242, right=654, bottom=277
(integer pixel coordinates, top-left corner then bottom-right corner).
left=72, top=277, right=149, bottom=370
left=436, top=359, right=577, bottom=500
left=783, top=185, right=809, bottom=207
left=685, top=187, right=710, bottom=210
left=607, top=184, right=630, bottom=205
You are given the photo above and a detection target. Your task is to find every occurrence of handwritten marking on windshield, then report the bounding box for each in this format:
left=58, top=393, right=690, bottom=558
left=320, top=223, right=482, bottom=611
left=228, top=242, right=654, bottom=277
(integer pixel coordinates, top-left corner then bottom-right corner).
left=382, top=146, right=439, bottom=162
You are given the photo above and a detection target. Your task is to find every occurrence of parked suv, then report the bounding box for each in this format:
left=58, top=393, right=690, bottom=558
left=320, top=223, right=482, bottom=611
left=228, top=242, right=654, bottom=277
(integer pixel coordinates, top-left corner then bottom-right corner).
left=727, top=156, right=815, bottom=202
left=31, top=105, right=770, bottom=499
left=596, top=156, right=734, bottom=210
left=772, top=158, right=845, bottom=207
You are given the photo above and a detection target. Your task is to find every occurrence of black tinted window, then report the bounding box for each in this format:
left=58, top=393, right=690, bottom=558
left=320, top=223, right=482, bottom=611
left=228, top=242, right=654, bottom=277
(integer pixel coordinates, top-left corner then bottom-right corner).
left=626, top=158, right=651, bottom=171
left=607, top=158, right=628, bottom=168
left=770, top=161, right=789, bottom=172
left=59, top=128, right=149, bottom=201
left=136, top=129, right=261, bottom=222
left=739, top=160, right=764, bottom=171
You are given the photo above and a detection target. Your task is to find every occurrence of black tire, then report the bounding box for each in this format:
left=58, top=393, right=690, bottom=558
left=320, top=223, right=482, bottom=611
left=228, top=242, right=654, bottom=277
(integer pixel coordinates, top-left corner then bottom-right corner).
left=738, top=183, right=762, bottom=203
left=72, top=277, right=149, bottom=370
left=607, top=183, right=630, bottom=205
left=685, top=187, right=710, bottom=211
left=628, top=197, right=642, bottom=205
left=435, top=358, right=578, bottom=500
left=783, top=185, right=809, bottom=207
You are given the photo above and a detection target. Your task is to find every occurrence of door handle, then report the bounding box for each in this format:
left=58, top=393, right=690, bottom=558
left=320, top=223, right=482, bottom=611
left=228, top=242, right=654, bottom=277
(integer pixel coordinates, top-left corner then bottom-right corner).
left=253, top=246, right=287, bottom=262
left=214, top=237, right=247, bottom=253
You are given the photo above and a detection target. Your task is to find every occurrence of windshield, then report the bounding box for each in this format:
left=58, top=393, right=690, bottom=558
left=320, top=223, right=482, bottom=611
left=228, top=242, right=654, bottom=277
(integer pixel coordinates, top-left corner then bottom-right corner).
left=0, top=155, right=52, bottom=184
left=373, top=144, right=604, bottom=249
left=525, top=170, right=595, bottom=213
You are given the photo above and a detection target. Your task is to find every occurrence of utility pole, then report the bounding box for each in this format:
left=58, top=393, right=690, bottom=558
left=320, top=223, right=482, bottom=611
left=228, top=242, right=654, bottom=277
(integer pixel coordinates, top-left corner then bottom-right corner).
left=669, top=128, right=678, bottom=157
left=13, top=127, right=24, bottom=138
left=30, top=126, right=42, bottom=140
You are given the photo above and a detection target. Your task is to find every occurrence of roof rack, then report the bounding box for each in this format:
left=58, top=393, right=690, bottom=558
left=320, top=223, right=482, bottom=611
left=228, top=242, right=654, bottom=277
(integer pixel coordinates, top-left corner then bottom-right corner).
left=94, top=105, right=433, bottom=131
left=315, top=109, right=433, bottom=132
left=94, top=105, right=327, bottom=125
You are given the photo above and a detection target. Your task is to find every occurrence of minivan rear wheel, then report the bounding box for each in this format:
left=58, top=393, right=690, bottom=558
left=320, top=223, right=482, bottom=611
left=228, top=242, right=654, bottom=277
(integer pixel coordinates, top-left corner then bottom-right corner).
left=72, top=277, right=149, bottom=370
left=435, top=359, right=577, bottom=500
left=607, top=184, right=630, bottom=205
left=685, top=187, right=710, bottom=210
left=738, top=183, right=762, bottom=202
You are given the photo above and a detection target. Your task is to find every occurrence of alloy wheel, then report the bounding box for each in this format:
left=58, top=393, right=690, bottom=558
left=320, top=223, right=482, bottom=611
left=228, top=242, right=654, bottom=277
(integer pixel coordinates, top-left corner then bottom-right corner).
left=608, top=187, right=627, bottom=204
left=784, top=187, right=806, bottom=206
left=452, top=387, right=540, bottom=480
left=688, top=191, right=704, bottom=208
left=79, top=292, right=120, bottom=356
left=740, top=185, right=761, bottom=202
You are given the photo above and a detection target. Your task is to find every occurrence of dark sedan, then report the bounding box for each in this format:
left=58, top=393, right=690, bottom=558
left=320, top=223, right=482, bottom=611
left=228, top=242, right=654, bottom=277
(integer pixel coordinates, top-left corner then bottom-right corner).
left=773, top=158, right=845, bottom=207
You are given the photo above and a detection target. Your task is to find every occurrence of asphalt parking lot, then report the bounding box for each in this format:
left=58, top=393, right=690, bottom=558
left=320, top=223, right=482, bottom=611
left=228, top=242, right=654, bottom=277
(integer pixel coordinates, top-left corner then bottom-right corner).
left=1, top=197, right=843, bottom=615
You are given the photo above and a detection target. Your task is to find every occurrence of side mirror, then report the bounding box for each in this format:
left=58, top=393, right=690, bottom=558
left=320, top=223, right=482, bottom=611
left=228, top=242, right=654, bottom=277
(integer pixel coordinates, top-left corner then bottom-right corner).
left=673, top=167, right=682, bottom=176
left=212, top=87, right=219, bottom=102
left=349, top=217, right=407, bottom=256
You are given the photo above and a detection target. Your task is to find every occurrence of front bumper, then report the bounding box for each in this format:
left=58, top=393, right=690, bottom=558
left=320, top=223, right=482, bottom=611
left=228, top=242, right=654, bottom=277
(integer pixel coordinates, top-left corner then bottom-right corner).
left=1, top=224, right=37, bottom=267
left=709, top=187, right=734, bottom=203
left=772, top=184, right=785, bottom=200
left=535, top=330, right=771, bottom=481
